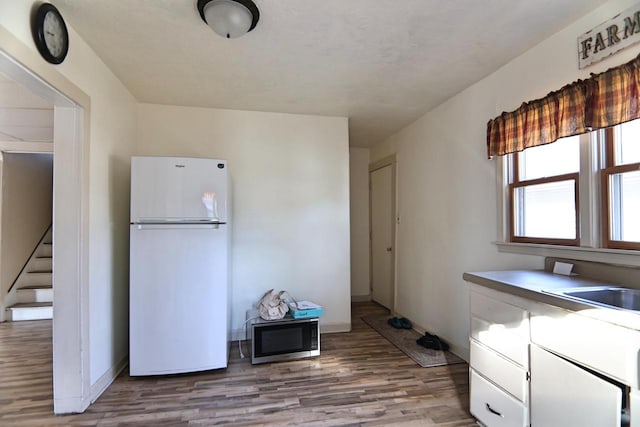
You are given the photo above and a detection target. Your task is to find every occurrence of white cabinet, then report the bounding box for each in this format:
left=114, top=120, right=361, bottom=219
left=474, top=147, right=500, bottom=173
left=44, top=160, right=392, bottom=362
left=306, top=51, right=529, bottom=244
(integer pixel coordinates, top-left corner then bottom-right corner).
left=530, top=344, right=622, bottom=427
left=469, top=288, right=530, bottom=427
left=529, top=304, right=635, bottom=426
left=467, top=281, right=636, bottom=427
left=530, top=304, right=640, bottom=388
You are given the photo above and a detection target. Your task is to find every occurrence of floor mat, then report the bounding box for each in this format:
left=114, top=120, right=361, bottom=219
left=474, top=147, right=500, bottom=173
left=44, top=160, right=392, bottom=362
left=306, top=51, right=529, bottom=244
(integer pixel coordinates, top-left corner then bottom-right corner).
left=362, top=315, right=466, bottom=368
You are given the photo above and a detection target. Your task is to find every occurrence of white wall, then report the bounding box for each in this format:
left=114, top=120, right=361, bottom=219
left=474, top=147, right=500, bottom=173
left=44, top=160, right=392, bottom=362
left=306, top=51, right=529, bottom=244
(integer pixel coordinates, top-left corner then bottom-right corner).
left=0, top=153, right=53, bottom=302
left=0, top=0, right=136, bottom=394
left=349, top=147, right=370, bottom=300
left=135, top=103, right=351, bottom=335
left=370, top=0, right=640, bottom=360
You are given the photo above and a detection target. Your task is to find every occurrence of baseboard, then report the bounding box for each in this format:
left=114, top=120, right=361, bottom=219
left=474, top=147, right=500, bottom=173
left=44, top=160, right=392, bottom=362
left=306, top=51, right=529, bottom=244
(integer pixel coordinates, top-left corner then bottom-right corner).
left=232, top=326, right=250, bottom=342
left=351, top=294, right=371, bottom=302
left=89, top=355, right=128, bottom=404
left=320, top=322, right=351, bottom=333
left=54, top=395, right=90, bottom=414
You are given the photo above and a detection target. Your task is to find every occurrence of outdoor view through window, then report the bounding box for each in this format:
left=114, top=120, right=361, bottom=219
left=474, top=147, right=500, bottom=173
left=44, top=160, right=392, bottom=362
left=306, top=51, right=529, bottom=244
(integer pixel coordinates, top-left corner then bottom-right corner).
left=509, top=120, right=640, bottom=249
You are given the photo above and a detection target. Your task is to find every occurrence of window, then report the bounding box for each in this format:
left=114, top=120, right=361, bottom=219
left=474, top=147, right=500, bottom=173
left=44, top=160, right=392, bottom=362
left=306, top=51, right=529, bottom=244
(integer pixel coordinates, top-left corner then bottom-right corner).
left=506, top=121, right=640, bottom=251
left=510, top=136, right=580, bottom=245
left=602, top=121, right=640, bottom=250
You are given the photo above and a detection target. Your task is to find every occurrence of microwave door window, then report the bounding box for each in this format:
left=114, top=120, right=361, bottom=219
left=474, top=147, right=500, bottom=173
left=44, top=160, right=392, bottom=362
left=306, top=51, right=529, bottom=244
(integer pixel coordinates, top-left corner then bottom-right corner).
left=259, top=324, right=304, bottom=355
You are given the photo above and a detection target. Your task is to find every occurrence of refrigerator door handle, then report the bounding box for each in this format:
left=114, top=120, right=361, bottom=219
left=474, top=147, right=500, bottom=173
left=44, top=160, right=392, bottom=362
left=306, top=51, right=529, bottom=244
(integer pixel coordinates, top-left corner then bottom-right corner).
left=133, top=223, right=223, bottom=230
left=134, top=218, right=226, bottom=224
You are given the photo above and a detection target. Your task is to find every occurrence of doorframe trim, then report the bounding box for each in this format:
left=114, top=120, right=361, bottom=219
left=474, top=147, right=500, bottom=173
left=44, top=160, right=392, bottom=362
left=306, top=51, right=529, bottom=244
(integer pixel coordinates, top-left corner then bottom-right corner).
left=0, top=24, right=91, bottom=414
left=368, top=154, right=397, bottom=312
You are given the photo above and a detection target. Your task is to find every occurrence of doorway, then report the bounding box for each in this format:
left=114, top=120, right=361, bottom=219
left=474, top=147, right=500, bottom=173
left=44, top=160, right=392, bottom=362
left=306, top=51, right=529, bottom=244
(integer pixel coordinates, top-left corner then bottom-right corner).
left=369, top=156, right=396, bottom=310
left=0, top=152, right=53, bottom=321
left=0, top=67, right=55, bottom=321
left=0, top=43, right=89, bottom=414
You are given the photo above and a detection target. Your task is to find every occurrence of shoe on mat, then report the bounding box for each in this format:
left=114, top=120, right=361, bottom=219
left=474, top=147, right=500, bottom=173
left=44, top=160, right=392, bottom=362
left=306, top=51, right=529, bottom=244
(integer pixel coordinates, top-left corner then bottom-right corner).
left=416, top=335, right=434, bottom=348
left=399, top=317, right=412, bottom=329
left=435, top=336, right=450, bottom=351
left=416, top=333, right=449, bottom=351
left=387, top=317, right=403, bottom=329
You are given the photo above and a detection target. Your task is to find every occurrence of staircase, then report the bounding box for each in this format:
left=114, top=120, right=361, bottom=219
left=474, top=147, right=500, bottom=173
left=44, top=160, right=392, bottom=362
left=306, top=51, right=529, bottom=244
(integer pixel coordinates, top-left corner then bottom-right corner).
left=5, top=228, right=53, bottom=321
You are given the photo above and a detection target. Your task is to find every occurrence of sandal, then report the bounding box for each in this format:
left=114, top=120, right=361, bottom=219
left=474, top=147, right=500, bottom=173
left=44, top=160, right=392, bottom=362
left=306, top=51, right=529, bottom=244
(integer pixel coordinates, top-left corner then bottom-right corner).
left=416, top=332, right=449, bottom=351
left=399, top=317, right=412, bottom=329
left=387, top=317, right=403, bottom=329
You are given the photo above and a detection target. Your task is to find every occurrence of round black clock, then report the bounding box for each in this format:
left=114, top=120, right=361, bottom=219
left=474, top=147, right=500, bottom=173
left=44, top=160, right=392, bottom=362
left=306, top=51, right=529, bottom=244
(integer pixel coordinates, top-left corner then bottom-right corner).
left=31, top=3, right=69, bottom=64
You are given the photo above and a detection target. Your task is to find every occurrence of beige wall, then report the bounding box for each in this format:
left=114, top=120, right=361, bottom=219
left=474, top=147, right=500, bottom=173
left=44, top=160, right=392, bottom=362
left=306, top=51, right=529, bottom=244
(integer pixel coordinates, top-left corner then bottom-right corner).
left=370, top=0, right=640, bottom=359
left=57, top=27, right=136, bottom=388
left=349, top=147, right=370, bottom=299
left=135, top=103, right=351, bottom=334
left=0, top=153, right=53, bottom=301
left=0, top=0, right=137, bottom=389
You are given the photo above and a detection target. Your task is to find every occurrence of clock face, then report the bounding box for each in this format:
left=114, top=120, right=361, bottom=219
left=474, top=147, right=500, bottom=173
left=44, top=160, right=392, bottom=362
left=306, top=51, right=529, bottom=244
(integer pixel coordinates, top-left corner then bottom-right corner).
left=32, top=3, right=69, bottom=64
left=43, top=11, right=66, bottom=58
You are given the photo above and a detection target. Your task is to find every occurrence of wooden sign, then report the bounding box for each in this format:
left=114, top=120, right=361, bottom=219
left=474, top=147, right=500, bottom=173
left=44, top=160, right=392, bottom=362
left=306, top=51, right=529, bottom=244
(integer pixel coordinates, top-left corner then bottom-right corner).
left=578, top=3, right=640, bottom=69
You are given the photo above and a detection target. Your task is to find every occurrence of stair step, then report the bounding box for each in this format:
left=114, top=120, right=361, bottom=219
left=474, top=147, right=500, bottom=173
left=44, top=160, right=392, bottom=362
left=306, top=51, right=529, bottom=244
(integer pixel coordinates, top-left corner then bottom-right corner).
left=20, top=271, right=51, bottom=287
left=16, top=287, right=53, bottom=303
left=6, top=302, right=52, bottom=321
left=31, top=257, right=52, bottom=272
left=37, top=243, right=52, bottom=258
left=18, top=284, right=52, bottom=289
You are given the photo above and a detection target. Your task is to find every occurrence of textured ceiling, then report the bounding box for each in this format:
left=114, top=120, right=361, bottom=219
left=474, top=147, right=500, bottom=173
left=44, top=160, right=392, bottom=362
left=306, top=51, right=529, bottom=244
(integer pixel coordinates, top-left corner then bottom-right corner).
left=53, top=0, right=608, bottom=147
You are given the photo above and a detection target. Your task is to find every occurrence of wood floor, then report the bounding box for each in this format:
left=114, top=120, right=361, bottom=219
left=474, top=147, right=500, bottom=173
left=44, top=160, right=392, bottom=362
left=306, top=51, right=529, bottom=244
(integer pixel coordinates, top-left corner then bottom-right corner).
left=0, top=302, right=477, bottom=426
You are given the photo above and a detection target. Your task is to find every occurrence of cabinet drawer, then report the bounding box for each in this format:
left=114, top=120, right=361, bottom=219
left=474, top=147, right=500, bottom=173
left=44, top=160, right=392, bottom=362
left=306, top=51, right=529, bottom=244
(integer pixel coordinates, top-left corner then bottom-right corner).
left=470, top=291, right=529, bottom=338
left=470, top=369, right=527, bottom=427
left=471, top=316, right=528, bottom=368
left=470, top=339, right=528, bottom=403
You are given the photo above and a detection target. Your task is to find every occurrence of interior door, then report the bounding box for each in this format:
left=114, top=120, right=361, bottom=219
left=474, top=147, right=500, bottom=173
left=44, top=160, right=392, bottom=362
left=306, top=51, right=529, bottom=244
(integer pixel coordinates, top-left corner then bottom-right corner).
left=530, top=345, right=622, bottom=427
left=370, top=164, right=394, bottom=309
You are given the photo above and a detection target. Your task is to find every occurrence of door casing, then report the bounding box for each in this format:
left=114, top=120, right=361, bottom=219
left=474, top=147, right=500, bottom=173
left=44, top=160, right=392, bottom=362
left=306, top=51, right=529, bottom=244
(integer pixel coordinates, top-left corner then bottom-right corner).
left=369, top=155, right=396, bottom=311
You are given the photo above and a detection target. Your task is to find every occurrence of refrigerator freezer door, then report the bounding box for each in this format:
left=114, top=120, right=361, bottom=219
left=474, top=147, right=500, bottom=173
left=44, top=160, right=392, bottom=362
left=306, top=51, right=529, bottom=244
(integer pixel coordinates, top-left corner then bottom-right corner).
left=129, top=224, right=228, bottom=375
left=131, top=156, right=228, bottom=223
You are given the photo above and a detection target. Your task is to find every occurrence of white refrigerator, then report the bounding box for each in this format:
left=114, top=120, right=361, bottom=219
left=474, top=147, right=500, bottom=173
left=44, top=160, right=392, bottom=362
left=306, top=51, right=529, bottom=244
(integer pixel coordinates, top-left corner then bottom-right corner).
left=129, top=156, right=230, bottom=376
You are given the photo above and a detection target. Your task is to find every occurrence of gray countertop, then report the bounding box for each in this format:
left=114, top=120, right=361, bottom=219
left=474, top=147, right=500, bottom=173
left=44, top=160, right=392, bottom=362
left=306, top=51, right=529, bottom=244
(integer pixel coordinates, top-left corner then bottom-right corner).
left=464, top=269, right=640, bottom=331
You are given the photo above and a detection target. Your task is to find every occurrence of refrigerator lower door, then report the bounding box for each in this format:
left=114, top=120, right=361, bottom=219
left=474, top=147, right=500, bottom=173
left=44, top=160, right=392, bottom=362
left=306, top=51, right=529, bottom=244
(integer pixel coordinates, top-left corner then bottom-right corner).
left=130, top=224, right=228, bottom=375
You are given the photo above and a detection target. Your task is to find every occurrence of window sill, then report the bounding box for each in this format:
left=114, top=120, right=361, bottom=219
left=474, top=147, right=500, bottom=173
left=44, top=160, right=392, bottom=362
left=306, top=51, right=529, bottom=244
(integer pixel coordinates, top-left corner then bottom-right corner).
left=494, top=241, right=640, bottom=267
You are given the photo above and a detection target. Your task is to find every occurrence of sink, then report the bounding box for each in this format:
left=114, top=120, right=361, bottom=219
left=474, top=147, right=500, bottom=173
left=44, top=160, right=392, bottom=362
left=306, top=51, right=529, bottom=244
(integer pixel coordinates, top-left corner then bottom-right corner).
left=546, top=286, right=640, bottom=312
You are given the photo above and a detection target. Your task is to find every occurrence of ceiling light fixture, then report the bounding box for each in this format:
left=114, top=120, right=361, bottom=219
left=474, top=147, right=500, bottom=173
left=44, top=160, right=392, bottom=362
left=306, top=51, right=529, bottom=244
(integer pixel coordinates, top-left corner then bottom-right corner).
left=197, top=0, right=260, bottom=39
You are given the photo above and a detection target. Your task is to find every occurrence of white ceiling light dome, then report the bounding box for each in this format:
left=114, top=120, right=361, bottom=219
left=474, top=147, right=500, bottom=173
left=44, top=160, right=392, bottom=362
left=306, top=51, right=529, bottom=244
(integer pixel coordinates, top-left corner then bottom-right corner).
left=197, top=0, right=260, bottom=39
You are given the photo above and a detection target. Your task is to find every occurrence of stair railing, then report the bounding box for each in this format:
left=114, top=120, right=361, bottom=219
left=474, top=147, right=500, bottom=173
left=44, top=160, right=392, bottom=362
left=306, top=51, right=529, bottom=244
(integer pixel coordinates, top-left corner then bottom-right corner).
left=7, top=224, right=52, bottom=294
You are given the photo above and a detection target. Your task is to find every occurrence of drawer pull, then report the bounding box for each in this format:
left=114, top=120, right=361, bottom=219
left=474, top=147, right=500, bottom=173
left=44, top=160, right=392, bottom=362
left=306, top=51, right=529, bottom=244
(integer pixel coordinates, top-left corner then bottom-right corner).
left=486, top=403, right=504, bottom=417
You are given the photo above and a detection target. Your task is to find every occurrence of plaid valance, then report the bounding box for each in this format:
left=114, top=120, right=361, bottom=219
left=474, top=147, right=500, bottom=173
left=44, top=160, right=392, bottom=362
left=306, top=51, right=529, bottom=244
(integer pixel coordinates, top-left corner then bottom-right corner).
left=487, top=54, right=640, bottom=158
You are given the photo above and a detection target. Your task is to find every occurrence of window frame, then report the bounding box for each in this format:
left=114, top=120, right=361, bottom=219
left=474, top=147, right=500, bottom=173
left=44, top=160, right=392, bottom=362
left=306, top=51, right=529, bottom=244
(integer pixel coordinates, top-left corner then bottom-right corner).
left=508, top=145, right=581, bottom=246
left=601, top=127, right=640, bottom=251
left=495, top=137, right=640, bottom=267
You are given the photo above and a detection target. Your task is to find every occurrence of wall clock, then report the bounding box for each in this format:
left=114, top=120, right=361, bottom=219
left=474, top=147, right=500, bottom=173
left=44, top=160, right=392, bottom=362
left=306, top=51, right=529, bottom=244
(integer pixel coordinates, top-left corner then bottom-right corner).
left=31, top=3, right=69, bottom=64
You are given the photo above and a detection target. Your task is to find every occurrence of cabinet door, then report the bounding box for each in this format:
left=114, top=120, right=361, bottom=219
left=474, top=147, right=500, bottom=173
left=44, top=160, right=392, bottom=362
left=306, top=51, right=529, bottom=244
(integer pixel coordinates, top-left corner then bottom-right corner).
left=531, top=307, right=640, bottom=388
left=531, top=345, right=621, bottom=427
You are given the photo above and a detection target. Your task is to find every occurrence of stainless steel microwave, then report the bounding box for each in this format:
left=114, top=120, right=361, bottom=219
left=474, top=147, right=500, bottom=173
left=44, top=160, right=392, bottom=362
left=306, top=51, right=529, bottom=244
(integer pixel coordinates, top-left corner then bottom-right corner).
left=250, top=316, right=320, bottom=365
